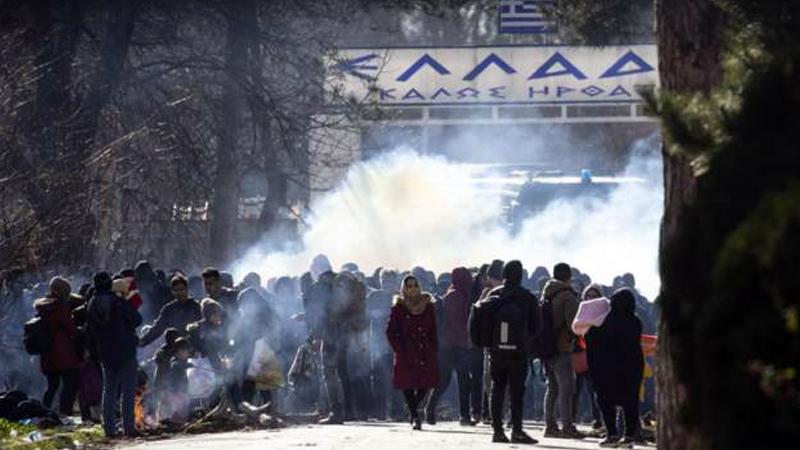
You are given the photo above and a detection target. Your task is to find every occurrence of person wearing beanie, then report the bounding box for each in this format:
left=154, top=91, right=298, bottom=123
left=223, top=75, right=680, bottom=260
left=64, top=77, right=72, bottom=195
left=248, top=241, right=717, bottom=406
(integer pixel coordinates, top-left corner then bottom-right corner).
left=469, top=260, right=539, bottom=444
left=34, top=276, right=83, bottom=415
left=476, top=259, right=505, bottom=425
left=87, top=271, right=143, bottom=438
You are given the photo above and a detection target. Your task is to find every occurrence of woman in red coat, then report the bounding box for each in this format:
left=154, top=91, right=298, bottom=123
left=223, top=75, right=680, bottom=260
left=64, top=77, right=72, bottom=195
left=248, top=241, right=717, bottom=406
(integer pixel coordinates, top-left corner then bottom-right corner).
left=35, top=277, right=83, bottom=415
left=386, top=275, right=439, bottom=430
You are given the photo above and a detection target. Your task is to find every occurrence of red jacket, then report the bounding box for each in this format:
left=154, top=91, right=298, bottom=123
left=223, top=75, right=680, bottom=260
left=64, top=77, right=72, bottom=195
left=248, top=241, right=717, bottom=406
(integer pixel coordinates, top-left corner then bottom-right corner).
left=386, top=296, right=440, bottom=390
left=35, top=297, right=82, bottom=373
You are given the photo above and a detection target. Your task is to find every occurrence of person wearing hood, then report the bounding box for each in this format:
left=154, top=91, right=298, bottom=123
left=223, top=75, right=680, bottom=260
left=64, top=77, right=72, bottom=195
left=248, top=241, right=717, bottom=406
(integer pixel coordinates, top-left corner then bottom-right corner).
left=386, top=275, right=439, bottom=430
left=134, top=260, right=166, bottom=323
left=367, top=269, right=404, bottom=421
left=585, top=288, right=644, bottom=448
left=139, top=275, right=201, bottom=347
left=87, top=271, right=142, bottom=438
left=471, top=260, right=539, bottom=444
left=424, top=267, right=475, bottom=426
left=541, top=262, right=585, bottom=439
left=35, top=277, right=83, bottom=415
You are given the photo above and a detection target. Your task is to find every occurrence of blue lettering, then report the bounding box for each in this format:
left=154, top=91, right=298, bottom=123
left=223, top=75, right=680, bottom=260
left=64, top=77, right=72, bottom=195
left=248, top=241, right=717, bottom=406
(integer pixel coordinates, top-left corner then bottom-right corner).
left=581, top=85, right=605, bottom=97
left=379, top=89, right=396, bottom=100
left=402, top=88, right=426, bottom=100
left=609, top=85, right=633, bottom=97
left=600, top=51, right=655, bottom=78
left=457, top=87, right=480, bottom=99
left=489, top=86, right=507, bottom=99
left=463, top=53, right=517, bottom=81
left=529, top=52, right=588, bottom=80
left=396, top=54, right=451, bottom=82
left=528, top=86, right=550, bottom=98
left=557, top=86, right=575, bottom=97
left=431, top=88, right=453, bottom=100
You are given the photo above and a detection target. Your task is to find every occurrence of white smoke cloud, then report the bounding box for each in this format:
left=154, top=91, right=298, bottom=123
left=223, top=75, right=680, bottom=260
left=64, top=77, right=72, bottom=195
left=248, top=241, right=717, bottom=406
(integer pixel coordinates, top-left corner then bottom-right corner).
left=234, top=134, right=663, bottom=299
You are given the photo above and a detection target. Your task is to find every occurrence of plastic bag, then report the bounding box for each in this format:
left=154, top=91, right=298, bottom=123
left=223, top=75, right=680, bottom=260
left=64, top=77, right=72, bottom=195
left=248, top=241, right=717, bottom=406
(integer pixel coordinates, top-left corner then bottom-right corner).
left=246, top=338, right=285, bottom=390
left=187, top=358, right=219, bottom=400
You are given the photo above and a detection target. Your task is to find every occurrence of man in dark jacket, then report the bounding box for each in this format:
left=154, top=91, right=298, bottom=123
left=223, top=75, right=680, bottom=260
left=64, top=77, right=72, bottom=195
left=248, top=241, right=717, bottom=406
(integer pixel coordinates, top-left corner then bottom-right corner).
left=366, top=268, right=403, bottom=420
left=139, top=275, right=201, bottom=347
left=425, top=267, right=475, bottom=425
left=471, top=260, right=538, bottom=444
left=201, top=267, right=239, bottom=314
left=87, top=271, right=142, bottom=438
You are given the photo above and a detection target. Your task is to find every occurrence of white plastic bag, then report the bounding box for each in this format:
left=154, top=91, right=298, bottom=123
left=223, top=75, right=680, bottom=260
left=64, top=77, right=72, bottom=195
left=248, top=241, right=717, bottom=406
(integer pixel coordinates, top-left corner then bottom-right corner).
left=246, top=338, right=285, bottom=390
left=187, top=358, right=219, bottom=400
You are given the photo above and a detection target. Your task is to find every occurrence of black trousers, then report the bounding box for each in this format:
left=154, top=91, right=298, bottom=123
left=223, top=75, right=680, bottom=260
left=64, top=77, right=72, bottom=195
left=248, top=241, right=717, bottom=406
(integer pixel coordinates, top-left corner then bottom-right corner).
left=43, top=369, right=80, bottom=415
left=489, top=352, right=528, bottom=432
left=402, top=389, right=429, bottom=420
left=426, top=347, right=471, bottom=420
left=469, top=347, right=484, bottom=418
left=574, top=372, right=601, bottom=423
left=597, top=395, right=640, bottom=438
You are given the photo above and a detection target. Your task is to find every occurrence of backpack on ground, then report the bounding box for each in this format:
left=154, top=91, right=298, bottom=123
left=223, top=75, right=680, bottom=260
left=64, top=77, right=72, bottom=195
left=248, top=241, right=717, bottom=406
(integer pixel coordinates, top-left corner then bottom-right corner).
left=491, top=295, right=528, bottom=353
left=23, top=316, right=52, bottom=356
left=531, top=297, right=558, bottom=360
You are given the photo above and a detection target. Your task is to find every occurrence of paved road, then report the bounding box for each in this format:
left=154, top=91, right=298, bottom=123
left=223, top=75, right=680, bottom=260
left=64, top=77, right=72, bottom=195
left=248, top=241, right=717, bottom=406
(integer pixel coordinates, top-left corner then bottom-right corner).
left=122, top=421, right=656, bottom=450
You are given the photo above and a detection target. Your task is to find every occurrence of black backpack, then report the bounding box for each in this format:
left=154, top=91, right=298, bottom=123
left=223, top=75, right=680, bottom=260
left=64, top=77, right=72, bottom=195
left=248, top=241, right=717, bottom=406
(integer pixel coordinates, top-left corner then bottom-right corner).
left=531, top=297, right=558, bottom=360
left=23, top=316, right=52, bottom=356
left=469, top=298, right=493, bottom=348
left=491, top=295, right=529, bottom=353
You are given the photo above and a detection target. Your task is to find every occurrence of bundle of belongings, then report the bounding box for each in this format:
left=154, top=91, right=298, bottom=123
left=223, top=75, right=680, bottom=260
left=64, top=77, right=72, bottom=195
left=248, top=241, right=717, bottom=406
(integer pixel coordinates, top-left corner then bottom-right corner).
left=571, top=297, right=611, bottom=336
left=0, top=391, right=61, bottom=427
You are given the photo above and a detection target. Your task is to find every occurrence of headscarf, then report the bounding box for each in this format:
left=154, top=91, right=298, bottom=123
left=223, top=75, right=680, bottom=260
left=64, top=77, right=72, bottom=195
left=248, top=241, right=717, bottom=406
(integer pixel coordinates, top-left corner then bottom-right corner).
left=394, top=275, right=430, bottom=315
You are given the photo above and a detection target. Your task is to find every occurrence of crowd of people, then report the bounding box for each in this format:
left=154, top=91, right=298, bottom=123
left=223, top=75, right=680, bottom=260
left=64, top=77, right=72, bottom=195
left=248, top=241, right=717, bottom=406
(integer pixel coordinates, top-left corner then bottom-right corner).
left=0, top=256, right=657, bottom=447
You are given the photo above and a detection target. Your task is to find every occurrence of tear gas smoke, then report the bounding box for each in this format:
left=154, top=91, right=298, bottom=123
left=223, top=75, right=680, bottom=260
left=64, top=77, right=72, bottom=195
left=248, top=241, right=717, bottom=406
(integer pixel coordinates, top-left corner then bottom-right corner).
left=234, top=134, right=663, bottom=299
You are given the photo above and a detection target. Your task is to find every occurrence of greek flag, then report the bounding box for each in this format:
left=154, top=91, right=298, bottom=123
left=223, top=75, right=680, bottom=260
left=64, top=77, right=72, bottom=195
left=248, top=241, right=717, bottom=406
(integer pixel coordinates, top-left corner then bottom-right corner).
left=498, top=0, right=557, bottom=34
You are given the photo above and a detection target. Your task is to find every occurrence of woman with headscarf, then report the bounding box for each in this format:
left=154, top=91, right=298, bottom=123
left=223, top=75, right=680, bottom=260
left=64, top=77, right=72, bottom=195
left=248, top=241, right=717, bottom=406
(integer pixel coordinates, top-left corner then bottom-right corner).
left=585, top=288, right=644, bottom=448
left=572, top=284, right=605, bottom=430
left=386, top=275, right=439, bottom=430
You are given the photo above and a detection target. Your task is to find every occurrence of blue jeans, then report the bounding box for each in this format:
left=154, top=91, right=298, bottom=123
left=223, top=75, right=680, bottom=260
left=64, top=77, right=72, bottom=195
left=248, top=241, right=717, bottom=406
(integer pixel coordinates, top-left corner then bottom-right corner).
left=544, top=352, right=576, bottom=428
left=101, top=358, right=137, bottom=437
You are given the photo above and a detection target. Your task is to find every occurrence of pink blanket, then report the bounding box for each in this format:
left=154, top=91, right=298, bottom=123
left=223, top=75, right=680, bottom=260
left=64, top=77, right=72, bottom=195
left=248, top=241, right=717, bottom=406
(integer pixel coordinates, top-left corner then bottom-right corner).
left=571, top=297, right=611, bottom=336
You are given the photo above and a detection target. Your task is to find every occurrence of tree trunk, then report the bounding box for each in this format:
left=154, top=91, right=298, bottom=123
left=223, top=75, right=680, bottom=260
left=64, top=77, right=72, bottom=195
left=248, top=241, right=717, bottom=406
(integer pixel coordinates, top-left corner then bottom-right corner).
left=209, top=1, right=256, bottom=267
left=655, top=1, right=724, bottom=449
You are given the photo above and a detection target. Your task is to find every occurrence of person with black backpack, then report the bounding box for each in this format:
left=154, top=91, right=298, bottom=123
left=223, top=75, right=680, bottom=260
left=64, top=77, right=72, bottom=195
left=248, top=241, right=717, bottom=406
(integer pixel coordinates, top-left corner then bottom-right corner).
left=540, top=263, right=585, bottom=439
left=469, top=260, right=539, bottom=444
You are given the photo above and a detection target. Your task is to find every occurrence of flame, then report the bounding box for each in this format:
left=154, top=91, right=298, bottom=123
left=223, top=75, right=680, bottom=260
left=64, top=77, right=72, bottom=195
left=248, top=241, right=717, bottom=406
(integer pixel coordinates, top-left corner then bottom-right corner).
left=135, top=389, right=145, bottom=429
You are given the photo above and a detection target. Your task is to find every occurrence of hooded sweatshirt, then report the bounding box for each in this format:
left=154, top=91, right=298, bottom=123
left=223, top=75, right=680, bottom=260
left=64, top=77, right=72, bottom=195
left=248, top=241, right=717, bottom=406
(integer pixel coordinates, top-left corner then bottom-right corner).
left=441, top=267, right=473, bottom=349
left=542, top=278, right=580, bottom=354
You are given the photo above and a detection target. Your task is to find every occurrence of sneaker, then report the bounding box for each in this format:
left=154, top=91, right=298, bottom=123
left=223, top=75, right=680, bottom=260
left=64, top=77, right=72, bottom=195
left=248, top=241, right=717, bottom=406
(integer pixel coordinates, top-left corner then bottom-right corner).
left=426, top=416, right=436, bottom=425
left=543, top=426, right=561, bottom=438
left=510, top=430, right=539, bottom=444
left=459, top=418, right=477, bottom=426
left=412, top=418, right=422, bottom=430
left=599, top=436, right=621, bottom=447
left=618, top=437, right=635, bottom=448
left=593, top=420, right=604, bottom=430
left=561, top=427, right=587, bottom=439
left=318, top=413, right=344, bottom=425
left=492, top=429, right=510, bottom=443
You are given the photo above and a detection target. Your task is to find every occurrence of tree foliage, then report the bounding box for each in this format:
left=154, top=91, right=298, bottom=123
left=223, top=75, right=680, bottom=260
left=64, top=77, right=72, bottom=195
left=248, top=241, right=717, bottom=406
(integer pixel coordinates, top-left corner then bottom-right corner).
left=656, top=1, right=800, bottom=447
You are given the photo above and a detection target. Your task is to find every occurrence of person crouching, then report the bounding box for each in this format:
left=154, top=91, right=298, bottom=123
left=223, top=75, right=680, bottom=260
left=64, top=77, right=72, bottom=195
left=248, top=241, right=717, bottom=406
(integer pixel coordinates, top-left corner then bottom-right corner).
left=385, top=275, right=439, bottom=430
left=157, top=338, right=193, bottom=425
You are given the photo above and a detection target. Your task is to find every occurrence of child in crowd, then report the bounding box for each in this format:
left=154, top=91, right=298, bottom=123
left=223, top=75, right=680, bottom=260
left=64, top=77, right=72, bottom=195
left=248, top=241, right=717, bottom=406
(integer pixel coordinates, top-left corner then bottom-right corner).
left=158, top=338, right=193, bottom=425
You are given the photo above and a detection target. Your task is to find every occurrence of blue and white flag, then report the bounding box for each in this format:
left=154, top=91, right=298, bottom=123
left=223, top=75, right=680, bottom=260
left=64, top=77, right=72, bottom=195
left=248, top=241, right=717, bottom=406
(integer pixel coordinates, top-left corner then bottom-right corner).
left=498, top=0, right=557, bottom=34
